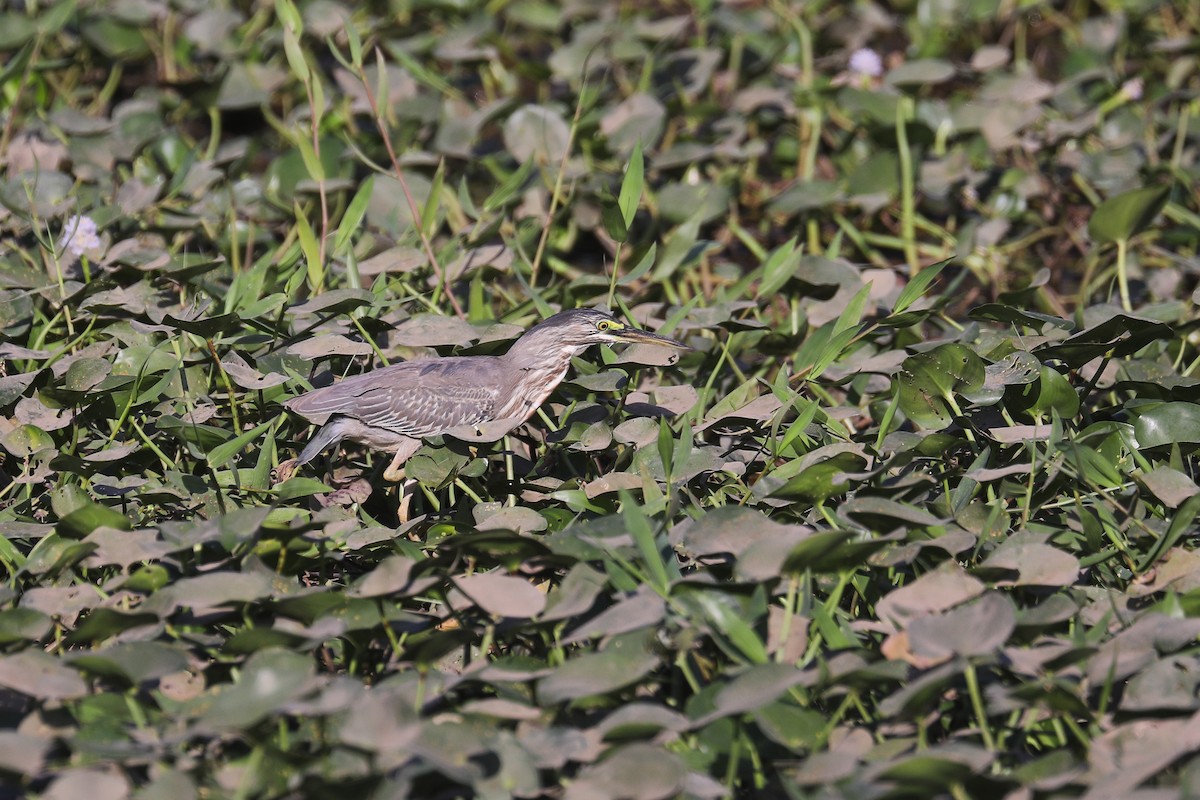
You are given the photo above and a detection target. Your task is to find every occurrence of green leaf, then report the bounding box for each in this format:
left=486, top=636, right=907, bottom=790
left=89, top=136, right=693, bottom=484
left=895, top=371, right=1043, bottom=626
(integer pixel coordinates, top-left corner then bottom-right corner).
left=1022, top=365, right=1080, bottom=420
left=1133, top=402, right=1200, bottom=449
left=618, top=243, right=656, bottom=286
left=57, top=502, right=131, bottom=539
left=421, top=159, right=445, bottom=239
left=386, top=41, right=460, bottom=99
left=757, top=236, right=802, bottom=299
left=273, top=0, right=303, bottom=31
left=769, top=452, right=867, bottom=503
left=622, top=494, right=670, bottom=594
left=1088, top=185, right=1169, bottom=244
left=483, top=159, right=535, bottom=212
left=207, top=420, right=274, bottom=470
left=282, top=27, right=311, bottom=83
left=294, top=136, right=325, bottom=183
left=898, top=344, right=987, bottom=429
left=893, top=258, right=949, bottom=314
left=332, top=175, right=375, bottom=256
left=600, top=194, right=628, bottom=243
left=294, top=204, right=323, bottom=291
left=618, top=142, right=644, bottom=228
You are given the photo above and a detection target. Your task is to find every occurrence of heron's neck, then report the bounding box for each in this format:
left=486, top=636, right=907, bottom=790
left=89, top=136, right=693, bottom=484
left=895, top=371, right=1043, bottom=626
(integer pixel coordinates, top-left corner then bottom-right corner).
left=496, top=336, right=586, bottom=422
left=504, top=334, right=587, bottom=375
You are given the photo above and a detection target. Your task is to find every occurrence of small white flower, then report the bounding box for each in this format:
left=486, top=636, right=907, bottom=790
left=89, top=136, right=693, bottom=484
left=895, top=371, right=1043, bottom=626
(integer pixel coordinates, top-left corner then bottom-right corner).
left=848, top=48, right=884, bottom=78
left=1120, top=77, right=1143, bottom=101
left=59, top=215, right=101, bottom=259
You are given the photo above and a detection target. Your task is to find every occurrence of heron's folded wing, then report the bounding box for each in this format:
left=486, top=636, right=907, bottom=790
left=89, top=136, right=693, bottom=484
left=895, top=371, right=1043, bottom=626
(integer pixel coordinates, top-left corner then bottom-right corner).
left=286, top=364, right=499, bottom=436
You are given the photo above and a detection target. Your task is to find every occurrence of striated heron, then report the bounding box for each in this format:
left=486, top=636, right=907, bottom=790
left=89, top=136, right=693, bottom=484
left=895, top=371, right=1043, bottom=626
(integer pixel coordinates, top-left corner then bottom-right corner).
left=275, top=308, right=687, bottom=486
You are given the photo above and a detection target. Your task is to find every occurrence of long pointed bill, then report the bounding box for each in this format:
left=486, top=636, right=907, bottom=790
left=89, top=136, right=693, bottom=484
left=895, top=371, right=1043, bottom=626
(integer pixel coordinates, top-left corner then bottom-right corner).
left=611, top=327, right=689, bottom=349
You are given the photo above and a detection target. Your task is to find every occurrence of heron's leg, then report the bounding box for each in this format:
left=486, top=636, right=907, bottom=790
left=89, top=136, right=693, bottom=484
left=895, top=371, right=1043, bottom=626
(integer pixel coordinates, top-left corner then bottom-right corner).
left=273, top=418, right=351, bottom=484
left=397, top=478, right=417, bottom=523
left=382, top=438, right=421, bottom=483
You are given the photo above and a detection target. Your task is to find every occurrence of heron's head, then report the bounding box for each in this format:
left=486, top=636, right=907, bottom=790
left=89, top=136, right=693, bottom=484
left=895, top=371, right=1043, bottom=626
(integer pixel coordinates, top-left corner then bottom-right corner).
left=513, top=308, right=687, bottom=362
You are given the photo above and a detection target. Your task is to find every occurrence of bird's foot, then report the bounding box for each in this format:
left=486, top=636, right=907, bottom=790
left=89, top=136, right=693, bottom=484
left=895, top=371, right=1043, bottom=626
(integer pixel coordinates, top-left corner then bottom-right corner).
left=273, top=458, right=299, bottom=485
left=317, top=478, right=372, bottom=508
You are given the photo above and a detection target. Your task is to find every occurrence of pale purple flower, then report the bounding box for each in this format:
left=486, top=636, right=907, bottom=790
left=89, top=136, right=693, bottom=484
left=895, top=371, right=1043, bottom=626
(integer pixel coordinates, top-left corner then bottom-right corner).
left=848, top=48, right=883, bottom=78
left=1120, top=77, right=1143, bottom=101
left=59, top=215, right=101, bottom=259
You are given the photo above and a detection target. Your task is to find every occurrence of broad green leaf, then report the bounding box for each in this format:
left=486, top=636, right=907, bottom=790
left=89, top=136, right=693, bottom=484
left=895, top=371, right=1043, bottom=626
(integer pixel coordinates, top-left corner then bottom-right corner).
left=1133, top=402, right=1200, bottom=449
left=1088, top=185, right=1169, bottom=244
left=898, top=344, right=987, bottom=429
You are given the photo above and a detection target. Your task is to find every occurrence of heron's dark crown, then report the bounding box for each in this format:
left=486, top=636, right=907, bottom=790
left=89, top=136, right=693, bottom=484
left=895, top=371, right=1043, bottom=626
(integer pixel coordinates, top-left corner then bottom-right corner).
left=530, top=308, right=615, bottom=330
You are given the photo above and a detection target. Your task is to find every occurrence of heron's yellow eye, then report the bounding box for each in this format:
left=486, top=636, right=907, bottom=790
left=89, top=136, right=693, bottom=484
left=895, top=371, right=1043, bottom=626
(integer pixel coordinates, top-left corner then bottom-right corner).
left=597, top=320, right=614, bottom=331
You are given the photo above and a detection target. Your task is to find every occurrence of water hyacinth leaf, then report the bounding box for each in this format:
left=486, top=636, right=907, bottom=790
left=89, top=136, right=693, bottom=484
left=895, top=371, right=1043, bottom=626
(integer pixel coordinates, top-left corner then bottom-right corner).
left=898, top=344, right=986, bottom=429
left=753, top=701, right=825, bottom=751
left=537, top=646, right=659, bottom=704
left=0, top=651, right=88, bottom=700
left=452, top=572, right=547, bottom=619
left=70, top=641, right=189, bottom=685
left=1120, top=656, right=1200, bottom=712
left=978, top=542, right=1080, bottom=587
left=503, top=104, right=570, bottom=164
left=339, top=687, right=423, bottom=753
left=1136, top=493, right=1200, bottom=573
left=0, top=731, right=48, bottom=776
left=885, top=58, right=956, bottom=87
left=562, top=589, right=664, bottom=644
left=569, top=744, right=688, bottom=800
left=0, top=608, right=51, bottom=645
left=196, top=648, right=315, bottom=729
left=768, top=452, right=867, bottom=503
left=1, top=424, right=54, bottom=458
left=876, top=563, right=986, bottom=628
left=1132, top=402, right=1200, bottom=449
left=65, top=608, right=160, bottom=644
left=1137, top=466, right=1199, bottom=507
left=1018, top=365, right=1080, bottom=420
left=907, top=592, right=1017, bottom=660
left=1088, top=185, right=1169, bottom=245
left=64, top=357, right=111, bottom=392
left=543, top=563, right=607, bottom=622
left=878, top=745, right=995, bottom=788
left=56, top=501, right=131, bottom=539
left=1037, top=312, right=1173, bottom=367
left=151, top=571, right=273, bottom=612
left=780, top=529, right=887, bottom=574
left=977, top=350, right=1041, bottom=399
left=700, top=663, right=808, bottom=722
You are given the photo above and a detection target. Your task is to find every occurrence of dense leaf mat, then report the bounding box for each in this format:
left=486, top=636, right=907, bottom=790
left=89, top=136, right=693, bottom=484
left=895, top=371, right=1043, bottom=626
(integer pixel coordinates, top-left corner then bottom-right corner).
left=2, top=1, right=1200, bottom=798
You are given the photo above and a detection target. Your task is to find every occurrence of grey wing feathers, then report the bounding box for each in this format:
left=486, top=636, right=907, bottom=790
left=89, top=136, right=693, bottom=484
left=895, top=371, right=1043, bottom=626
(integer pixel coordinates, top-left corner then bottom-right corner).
left=348, top=383, right=496, bottom=436
left=284, top=359, right=500, bottom=436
